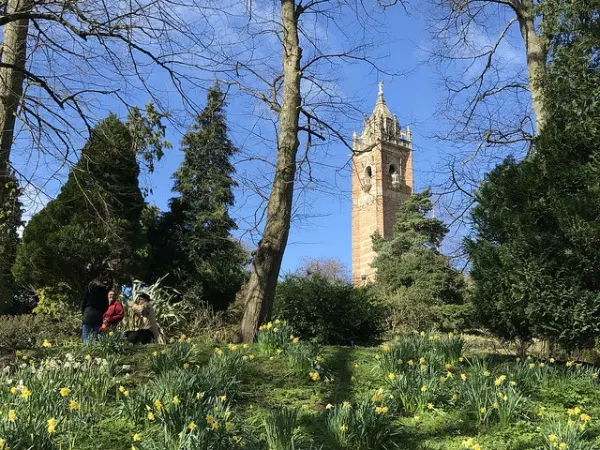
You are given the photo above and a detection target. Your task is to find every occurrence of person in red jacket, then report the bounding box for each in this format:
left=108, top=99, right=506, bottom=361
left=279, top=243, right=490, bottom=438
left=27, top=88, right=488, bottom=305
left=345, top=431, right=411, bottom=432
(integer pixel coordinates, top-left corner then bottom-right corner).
left=99, top=290, right=125, bottom=333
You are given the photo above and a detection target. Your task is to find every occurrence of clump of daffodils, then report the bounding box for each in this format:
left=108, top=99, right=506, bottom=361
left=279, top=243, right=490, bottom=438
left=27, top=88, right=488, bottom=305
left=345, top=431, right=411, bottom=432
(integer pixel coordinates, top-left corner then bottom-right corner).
left=461, top=438, right=481, bottom=450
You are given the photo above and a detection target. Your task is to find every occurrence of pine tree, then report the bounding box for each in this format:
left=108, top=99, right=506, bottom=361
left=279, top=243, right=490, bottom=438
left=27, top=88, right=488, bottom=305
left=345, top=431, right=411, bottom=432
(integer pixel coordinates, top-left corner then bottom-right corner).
left=371, top=189, right=466, bottom=332
left=0, top=173, right=22, bottom=312
left=151, top=83, right=246, bottom=310
left=14, top=114, right=146, bottom=300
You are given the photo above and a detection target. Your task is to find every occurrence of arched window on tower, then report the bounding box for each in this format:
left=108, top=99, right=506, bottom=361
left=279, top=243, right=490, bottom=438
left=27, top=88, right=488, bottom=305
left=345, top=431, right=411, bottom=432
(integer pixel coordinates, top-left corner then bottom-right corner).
left=362, top=166, right=373, bottom=192
left=389, top=165, right=400, bottom=188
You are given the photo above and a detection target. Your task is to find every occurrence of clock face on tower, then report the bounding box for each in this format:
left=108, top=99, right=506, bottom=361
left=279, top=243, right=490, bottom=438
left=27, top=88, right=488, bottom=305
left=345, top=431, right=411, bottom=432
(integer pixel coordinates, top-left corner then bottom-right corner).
left=351, top=85, right=414, bottom=285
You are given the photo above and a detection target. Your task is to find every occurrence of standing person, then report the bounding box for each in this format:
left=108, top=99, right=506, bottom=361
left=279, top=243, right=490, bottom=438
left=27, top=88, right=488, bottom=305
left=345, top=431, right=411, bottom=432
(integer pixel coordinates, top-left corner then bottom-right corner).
left=126, top=293, right=160, bottom=344
left=81, top=278, right=109, bottom=344
left=99, top=290, right=125, bottom=334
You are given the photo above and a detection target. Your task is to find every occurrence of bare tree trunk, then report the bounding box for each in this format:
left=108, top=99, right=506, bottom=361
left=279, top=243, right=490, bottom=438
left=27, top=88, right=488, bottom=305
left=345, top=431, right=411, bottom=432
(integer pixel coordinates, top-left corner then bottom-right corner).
left=516, top=0, right=548, bottom=135
left=240, top=0, right=301, bottom=343
left=0, top=0, right=31, bottom=199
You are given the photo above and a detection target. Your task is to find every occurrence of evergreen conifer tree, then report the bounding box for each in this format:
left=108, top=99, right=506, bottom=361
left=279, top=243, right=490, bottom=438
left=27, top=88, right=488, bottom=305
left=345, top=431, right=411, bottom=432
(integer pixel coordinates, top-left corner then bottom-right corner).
left=150, top=83, right=246, bottom=310
left=14, top=114, right=146, bottom=300
left=371, top=189, right=466, bottom=331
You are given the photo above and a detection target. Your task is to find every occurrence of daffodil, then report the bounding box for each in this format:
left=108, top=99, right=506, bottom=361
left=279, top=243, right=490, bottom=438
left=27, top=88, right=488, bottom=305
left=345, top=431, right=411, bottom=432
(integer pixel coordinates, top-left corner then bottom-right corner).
left=188, top=422, right=197, bottom=430
left=69, top=400, right=79, bottom=410
left=132, top=433, right=142, bottom=442
left=172, top=396, right=180, bottom=406
left=42, top=339, right=52, bottom=348
left=225, top=422, right=233, bottom=431
left=147, top=412, right=155, bottom=421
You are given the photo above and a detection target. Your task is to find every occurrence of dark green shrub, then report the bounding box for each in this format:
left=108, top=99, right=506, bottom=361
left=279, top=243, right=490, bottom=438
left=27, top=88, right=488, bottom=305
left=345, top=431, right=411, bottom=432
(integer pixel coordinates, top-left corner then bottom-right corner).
left=433, top=303, right=477, bottom=332
left=274, top=275, right=383, bottom=345
left=0, top=314, right=80, bottom=350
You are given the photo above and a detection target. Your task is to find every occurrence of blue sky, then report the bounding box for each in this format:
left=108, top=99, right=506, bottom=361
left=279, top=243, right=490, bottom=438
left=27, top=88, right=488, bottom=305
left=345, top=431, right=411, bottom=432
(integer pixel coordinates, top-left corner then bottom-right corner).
left=141, top=6, right=455, bottom=275
left=15, top=2, right=528, bottom=277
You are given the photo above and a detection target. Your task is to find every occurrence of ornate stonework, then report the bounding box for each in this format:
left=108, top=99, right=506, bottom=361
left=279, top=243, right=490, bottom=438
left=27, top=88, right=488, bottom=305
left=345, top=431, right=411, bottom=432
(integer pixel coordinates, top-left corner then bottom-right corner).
left=351, top=84, right=414, bottom=285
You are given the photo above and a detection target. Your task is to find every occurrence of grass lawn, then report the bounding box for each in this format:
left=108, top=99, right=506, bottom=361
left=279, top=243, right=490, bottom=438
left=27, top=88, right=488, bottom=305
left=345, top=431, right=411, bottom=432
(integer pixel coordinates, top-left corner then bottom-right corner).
left=1, top=328, right=600, bottom=450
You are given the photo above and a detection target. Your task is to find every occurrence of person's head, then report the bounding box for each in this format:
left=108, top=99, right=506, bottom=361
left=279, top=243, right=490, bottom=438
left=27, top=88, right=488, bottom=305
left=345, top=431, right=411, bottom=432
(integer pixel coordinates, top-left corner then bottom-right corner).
left=89, top=278, right=104, bottom=288
left=138, top=293, right=151, bottom=303
left=108, top=290, right=116, bottom=303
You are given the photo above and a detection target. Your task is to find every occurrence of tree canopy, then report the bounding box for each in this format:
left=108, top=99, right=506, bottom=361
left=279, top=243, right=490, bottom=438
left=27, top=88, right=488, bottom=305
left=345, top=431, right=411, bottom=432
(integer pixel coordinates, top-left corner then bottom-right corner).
left=467, top=0, right=600, bottom=351
left=371, top=189, right=467, bottom=332
left=148, top=84, right=247, bottom=311
left=14, top=114, right=146, bottom=298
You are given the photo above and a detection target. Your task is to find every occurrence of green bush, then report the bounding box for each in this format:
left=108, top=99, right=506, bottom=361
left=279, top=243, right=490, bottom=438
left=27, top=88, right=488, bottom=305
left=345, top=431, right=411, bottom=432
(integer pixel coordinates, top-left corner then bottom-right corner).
left=32, top=283, right=76, bottom=319
left=0, top=314, right=80, bottom=349
left=273, top=275, right=383, bottom=345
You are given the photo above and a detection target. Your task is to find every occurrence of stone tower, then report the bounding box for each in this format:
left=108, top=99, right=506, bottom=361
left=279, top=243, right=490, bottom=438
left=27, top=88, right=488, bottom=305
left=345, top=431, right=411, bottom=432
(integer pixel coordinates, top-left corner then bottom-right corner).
left=351, top=83, right=414, bottom=285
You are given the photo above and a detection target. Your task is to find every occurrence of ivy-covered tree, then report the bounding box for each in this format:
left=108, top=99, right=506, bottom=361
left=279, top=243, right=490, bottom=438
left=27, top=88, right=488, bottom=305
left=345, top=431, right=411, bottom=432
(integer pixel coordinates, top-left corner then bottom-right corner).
left=0, top=173, right=22, bottom=312
left=372, top=189, right=467, bottom=332
left=466, top=1, right=600, bottom=351
left=149, top=83, right=247, bottom=310
left=14, top=114, right=147, bottom=301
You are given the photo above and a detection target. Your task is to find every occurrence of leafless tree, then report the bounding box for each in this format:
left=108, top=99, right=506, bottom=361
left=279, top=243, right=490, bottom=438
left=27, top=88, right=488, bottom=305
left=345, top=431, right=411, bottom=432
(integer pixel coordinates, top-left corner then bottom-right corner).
left=0, top=0, right=224, bottom=205
left=401, top=0, right=554, bottom=256
left=429, top=0, right=549, bottom=149
left=294, top=256, right=351, bottom=283
left=224, top=0, right=403, bottom=341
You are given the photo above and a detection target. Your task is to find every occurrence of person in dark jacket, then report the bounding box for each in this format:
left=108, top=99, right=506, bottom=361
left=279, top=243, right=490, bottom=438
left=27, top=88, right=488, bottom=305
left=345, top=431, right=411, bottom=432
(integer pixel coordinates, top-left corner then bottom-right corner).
left=81, top=278, right=109, bottom=344
left=98, top=290, right=125, bottom=334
